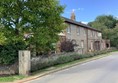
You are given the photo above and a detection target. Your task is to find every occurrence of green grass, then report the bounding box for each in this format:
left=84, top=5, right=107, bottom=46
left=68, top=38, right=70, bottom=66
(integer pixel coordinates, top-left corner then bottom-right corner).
left=0, top=75, right=25, bottom=82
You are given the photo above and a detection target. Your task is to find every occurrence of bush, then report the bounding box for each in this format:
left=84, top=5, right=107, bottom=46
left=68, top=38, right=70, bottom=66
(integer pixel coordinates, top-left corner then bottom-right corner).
left=31, top=49, right=116, bottom=72
left=56, top=55, right=74, bottom=64
left=60, top=40, right=74, bottom=52
left=0, top=42, right=26, bottom=65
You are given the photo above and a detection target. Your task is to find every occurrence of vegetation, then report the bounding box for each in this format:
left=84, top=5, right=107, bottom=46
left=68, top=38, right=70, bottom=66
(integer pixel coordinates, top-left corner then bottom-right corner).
left=31, top=48, right=115, bottom=72
left=1, top=49, right=116, bottom=82
left=88, top=15, right=118, bottom=48
left=0, top=75, right=25, bottom=82
left=0, top=42, right=26, bottom=64
left=0, top=0, right=65, bottom=64
left=60, top=40, right=74, bottom=52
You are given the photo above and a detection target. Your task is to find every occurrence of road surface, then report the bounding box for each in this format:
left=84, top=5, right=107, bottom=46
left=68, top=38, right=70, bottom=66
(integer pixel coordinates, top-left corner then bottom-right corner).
left=28, top=52, right=118, bottom=83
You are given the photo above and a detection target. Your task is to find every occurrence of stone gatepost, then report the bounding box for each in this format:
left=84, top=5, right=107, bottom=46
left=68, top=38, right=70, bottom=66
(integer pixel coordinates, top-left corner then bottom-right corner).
left=19, top=50, right=31, bottom=76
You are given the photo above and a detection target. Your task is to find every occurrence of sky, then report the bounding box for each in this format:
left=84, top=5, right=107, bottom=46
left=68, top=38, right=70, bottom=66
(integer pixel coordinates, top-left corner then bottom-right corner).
left=60, top=0, right=118, bottom=23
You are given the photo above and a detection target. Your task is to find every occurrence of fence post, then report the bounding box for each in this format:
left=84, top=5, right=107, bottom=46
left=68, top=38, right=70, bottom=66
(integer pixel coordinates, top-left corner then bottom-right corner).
left=19, top=50, right=31, bottom=76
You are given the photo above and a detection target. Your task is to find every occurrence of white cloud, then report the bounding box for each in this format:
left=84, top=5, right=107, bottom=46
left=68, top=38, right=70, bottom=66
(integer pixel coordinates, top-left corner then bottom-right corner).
left=65, top=8, right=84, bottom=14
left=73, top=8, right=84, bottom=12
left=77, top=8, right=84, bottom=11
left=81, top=21, right=88, bottom=24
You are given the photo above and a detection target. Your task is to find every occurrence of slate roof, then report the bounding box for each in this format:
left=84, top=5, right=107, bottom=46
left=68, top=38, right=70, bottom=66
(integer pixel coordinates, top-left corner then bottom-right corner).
left=63, top=17, right=101, bottom=32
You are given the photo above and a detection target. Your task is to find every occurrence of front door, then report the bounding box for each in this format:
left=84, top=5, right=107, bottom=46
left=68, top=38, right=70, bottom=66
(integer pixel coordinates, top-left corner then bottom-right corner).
left=94, top=41, right=100, bottom=51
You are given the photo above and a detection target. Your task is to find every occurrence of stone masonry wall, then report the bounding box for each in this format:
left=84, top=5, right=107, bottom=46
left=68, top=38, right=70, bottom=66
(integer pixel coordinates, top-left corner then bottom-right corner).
left=0, top=62, right=18, bottom=76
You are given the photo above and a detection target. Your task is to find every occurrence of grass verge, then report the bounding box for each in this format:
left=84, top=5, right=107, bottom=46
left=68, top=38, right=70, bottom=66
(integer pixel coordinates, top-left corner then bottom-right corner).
left=0, top=75, right=25, bottom=82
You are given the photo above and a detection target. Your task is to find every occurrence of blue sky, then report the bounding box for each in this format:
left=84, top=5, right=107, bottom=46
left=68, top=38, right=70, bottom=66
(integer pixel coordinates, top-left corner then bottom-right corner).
left=60, top=0, right=118, bottom=23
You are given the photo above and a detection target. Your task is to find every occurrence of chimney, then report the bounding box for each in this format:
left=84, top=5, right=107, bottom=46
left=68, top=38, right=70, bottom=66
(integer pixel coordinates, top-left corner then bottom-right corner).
left=71, top=9, right=76, bottom=21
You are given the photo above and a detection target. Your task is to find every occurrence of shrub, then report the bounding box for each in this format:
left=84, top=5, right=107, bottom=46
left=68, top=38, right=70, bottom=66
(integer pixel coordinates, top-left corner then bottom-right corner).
left=60, top=40, right=74, bottom=52
left=56, top=55, right=74, bottom=64
left=0, top=42, right=26, bottom=65
left=31, top=49, right=116, bottom=72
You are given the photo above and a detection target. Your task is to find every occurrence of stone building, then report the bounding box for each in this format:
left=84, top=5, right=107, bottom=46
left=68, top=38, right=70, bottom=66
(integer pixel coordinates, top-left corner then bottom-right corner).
left=58, top=12, right=110, bottom=54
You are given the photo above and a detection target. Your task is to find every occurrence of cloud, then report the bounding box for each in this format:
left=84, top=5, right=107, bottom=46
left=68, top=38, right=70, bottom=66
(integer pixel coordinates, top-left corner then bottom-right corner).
left=65, top=8, right=84, bottom=14
left=75, top=8, right=84, bottom=11
left=81, top=21, right=88, bottom=24
left=72, top=8, right=84, bottom=12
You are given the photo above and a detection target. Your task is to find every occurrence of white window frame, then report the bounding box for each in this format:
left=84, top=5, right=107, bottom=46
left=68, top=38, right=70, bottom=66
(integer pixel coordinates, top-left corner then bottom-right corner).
left=67, top=25, right=71, bottom=33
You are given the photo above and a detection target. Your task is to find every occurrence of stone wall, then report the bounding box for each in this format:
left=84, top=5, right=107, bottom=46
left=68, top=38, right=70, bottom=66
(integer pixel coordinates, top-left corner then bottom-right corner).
left=0, top=62, right=18, bottom=76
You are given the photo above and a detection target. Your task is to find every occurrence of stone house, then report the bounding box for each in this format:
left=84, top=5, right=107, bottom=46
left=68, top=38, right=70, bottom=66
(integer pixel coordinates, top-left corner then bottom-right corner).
left=57, top=12, right=110, bottom=54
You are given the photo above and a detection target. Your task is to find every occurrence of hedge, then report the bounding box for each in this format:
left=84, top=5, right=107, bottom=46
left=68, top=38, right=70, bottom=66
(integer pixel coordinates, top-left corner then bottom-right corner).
left=31, top=48, right=116, bottom=72
left=0, top=42, right=26, bottom=65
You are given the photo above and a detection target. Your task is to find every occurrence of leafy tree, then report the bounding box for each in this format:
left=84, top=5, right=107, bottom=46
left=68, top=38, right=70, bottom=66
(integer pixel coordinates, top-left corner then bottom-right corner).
left=88, top=15, right=118, bottom=47
left=0, top=0, right=65, bottom=64
left=0, top=0, right=65, bottom=53
left=0, top=31, right=6, bottom=45
left=110, top=24, right=118, bottom=48
left=88, top=15, right=117, bottom=29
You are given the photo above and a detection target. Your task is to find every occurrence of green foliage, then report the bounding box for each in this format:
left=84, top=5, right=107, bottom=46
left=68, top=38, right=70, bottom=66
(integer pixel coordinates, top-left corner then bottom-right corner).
left=31, top=49, right=115, bottom=72
left=0, top=75, right=25, bottom=82
left=0, top=31, right=6, bottom=45
left=56, top=55, right=75, bottom=64
left=0, top=42, right=26, bottom=64
left=0, top=0, right=65, bottom=53
left=0, top=0, right=65, bottom=64
left=88, top=15, right=118, bottom=47
left=0, top=24, right=6, bottom=45
left=88, top=15, right=117, bottom=29
left=109, top=25, right=118, bottom=48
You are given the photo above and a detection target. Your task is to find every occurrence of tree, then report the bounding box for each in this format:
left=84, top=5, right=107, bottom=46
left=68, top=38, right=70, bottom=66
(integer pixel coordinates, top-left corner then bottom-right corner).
left=0, top=24, right=6, bottom=45
left=110, top=24, right=118, bottom=48
left=88, top=15, right=117, bottom=29
left=0, top=0, right=65, bottom=64
left=88, top=15, right=118, bottom=47
left=0, top=0, right=65, bottom=53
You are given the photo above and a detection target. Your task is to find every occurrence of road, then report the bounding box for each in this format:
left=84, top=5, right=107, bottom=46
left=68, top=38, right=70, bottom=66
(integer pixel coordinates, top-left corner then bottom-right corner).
left=28, top=52, right=118, bottom=83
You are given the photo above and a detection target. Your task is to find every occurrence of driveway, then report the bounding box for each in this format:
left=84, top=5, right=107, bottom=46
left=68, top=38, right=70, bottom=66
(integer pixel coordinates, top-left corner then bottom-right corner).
left=27, top=52, right=118, bottom=83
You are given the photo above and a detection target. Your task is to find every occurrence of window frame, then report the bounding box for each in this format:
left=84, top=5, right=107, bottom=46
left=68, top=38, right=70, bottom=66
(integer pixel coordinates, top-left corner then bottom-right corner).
left=66, top=24, right=71, bottom=33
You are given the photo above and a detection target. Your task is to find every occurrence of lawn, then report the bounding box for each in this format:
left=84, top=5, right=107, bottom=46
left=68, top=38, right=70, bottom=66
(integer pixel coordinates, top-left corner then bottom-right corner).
left=0, top=75, right=25, bottom=82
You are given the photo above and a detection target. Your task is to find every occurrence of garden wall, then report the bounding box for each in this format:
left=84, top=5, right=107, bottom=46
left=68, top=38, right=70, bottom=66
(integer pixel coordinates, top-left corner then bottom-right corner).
left=0, top=62, right=18, bottom=76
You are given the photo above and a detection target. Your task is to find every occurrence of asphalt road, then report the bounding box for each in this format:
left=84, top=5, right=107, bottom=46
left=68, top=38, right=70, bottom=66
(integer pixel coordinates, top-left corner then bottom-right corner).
left=28, top=52, right=118, bottom=83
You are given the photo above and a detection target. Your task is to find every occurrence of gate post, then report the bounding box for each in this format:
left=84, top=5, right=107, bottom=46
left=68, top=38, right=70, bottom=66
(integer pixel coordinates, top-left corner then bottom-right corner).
left=19, top=50, right=31, bottom=76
